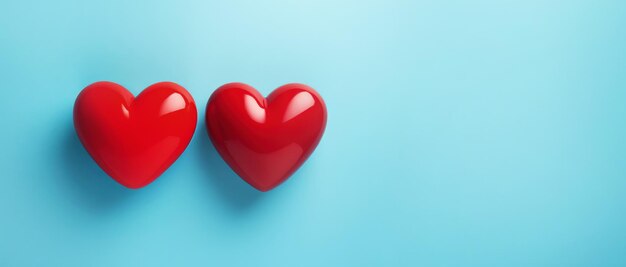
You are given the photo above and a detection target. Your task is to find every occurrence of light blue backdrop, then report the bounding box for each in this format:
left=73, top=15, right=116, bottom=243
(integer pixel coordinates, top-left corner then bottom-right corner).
left=1, top=0, right=626, bottom=266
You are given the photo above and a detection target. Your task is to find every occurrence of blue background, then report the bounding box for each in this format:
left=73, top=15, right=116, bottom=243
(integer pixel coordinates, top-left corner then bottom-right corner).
left=1, top=0, right=626, bottom=266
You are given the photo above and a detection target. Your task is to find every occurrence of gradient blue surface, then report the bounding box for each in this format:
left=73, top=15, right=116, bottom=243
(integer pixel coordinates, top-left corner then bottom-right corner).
left=1, top=0, right=626, bottom=266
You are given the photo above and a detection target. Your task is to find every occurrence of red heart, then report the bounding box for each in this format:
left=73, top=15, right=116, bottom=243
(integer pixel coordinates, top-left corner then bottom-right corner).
left=206, top=83, right=327, bottom=191
left=74, top=81, right=197, bottom=189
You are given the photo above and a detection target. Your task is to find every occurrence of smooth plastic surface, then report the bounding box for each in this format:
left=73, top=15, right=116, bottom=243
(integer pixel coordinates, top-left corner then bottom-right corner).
left=206, top=83, right=327, bottom=191
left=74, top=81, right=197, bottom=189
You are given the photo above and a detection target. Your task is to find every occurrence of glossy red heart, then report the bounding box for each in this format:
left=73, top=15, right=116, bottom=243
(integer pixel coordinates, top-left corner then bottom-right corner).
left=206, top=83, right=327, bottom=191
left=74, top=81, right=197, bottom=189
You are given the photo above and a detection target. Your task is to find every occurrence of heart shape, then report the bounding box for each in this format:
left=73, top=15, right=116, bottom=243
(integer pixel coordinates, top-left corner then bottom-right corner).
left=74, top=81, right=197, bottom=189
left=206, top=83, right=327, bottom=191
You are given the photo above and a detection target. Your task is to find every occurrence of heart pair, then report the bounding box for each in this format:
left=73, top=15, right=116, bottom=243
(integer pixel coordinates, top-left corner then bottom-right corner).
left=74, top=81, right=327, bottom=192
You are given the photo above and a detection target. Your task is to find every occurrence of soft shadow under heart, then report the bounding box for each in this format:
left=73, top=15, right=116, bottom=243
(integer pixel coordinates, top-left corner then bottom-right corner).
left=59, top=125, right=135, bottom=212
left=195, top=121, right=265, bottom=211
